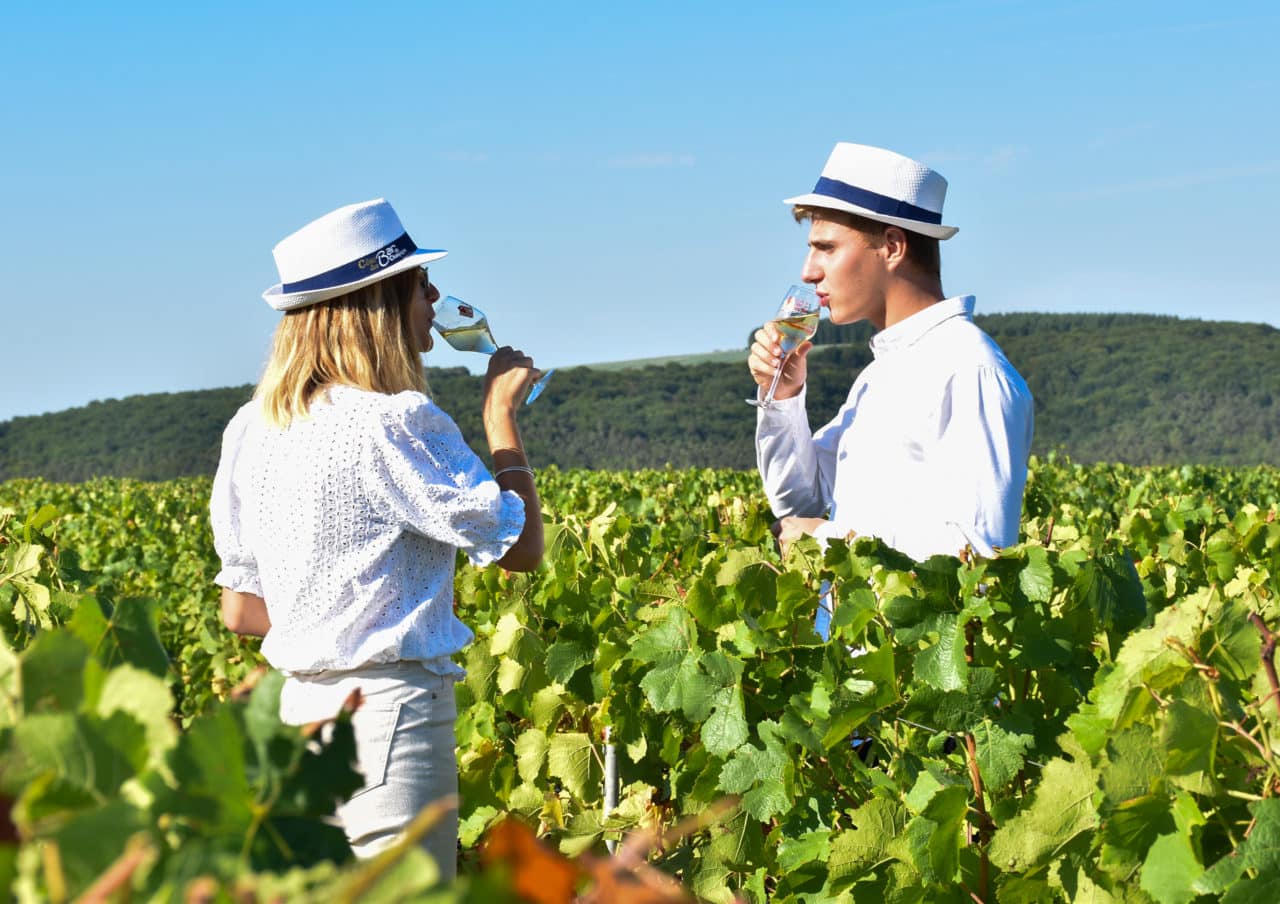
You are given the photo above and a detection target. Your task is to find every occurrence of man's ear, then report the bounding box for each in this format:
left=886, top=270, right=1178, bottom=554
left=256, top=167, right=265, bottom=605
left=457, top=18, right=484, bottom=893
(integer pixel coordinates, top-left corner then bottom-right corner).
left=882, top=226, right=910, bottom=271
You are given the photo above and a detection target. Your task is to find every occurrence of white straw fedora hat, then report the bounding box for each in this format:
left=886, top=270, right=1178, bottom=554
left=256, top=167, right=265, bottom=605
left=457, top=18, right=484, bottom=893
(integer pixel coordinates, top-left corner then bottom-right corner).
left=784, top=142, right=958, bottom=240
left=263, top=198, right=448, bottom=311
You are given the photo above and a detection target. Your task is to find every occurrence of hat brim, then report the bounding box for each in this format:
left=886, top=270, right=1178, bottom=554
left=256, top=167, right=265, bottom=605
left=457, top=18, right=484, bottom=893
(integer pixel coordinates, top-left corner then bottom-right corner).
left=783, top=193, right=958, bottom=240
left=262, top=248, right=449, bottom=311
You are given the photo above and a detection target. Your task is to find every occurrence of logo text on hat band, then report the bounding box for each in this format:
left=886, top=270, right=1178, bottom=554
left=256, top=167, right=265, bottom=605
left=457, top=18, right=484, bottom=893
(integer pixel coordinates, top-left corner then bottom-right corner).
left=360, top=243, right=409, bottom=272
left=281, top=232, right=441, bottom=295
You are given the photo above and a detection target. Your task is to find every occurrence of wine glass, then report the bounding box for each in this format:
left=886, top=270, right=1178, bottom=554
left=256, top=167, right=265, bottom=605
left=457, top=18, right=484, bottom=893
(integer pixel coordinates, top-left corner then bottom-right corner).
left=432, top=296, right=554, bottom=404
left=747, top=284, right=822, bottom=409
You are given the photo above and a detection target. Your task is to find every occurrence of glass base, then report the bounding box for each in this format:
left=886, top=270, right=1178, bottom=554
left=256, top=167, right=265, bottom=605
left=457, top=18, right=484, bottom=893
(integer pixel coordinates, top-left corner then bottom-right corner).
left=526, top=369, right=554, bottom=405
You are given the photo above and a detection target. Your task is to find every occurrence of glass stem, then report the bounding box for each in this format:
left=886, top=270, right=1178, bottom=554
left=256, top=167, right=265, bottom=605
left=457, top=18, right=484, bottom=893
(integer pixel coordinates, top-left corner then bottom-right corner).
left=761, top=361, right=784, bottom=405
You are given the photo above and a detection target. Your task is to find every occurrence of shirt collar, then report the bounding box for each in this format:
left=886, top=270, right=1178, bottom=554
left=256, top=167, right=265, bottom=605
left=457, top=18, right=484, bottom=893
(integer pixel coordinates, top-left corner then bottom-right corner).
left=869, top=295, right=975, bottom=357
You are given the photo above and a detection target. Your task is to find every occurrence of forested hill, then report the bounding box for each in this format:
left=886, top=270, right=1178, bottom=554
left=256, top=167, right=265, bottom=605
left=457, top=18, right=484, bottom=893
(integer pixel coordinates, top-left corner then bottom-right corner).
left=3, top=312, right=1279, bottom=482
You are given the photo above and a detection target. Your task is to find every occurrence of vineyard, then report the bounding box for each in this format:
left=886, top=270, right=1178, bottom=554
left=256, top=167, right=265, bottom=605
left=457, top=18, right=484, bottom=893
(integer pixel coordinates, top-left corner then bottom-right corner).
left=4, top=458, right=1280, bottom=902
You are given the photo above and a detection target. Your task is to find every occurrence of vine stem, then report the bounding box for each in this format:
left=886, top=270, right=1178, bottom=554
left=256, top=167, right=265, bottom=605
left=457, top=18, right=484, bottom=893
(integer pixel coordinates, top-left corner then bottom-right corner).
left=965, top=733, right=994, bottom=901
left=1248, top=613, right=1280, bottom=719
left=76, top=836, right=153, bottom=904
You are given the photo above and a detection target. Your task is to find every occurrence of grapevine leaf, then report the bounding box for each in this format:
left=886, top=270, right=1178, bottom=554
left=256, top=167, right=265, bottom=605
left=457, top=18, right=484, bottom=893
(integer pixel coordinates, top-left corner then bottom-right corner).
left=1207, top=599, right=1262, bottom=683
left=640, top=652, right=717, bottom=721
left=459, top=804, right=499, bottom=848
left=530, top=685, right=568, bottom=731
left=830, top=585, right=878, bottom=638
left=515, top=729, right=548, bottom=783
left=901, top=667, right=997, bottom=734
left=497, top=657, right=526, bottom=694
left=1139, top=831, right=1204, bottom=904
left=12, top=711, right=139, bottom=797
left=544, top=639, right=592, bottom=684
left=1195, top=799, right=1280, bottom=898
left=777, top=828, right=831, bottom=872
left=686, top=576, right=732, bottom=630
left=67, top=596, right=169, bottom=678
left=905, top=784, right=967, bottom=884
left=1018, top=546, right=1055, bottom=603
left=989, top=742, right=1099, bottom=873
left=913, top=613, right=967, bottom=692
left=1162, top=698, right=1217, bottom=776
left=717, top=721, right=791, bottom=820
left=972, top=720, right=1034, bottom=793
left=159, top=704, right=254, bottom=832
left=464, top=641, right=499, bottom=703
left=19, top=629, right=89, bottom=713
left=904, top=770, right=948, bottom=813
left=559, top=809, right=604, bottom=857
left=702, top=686, right=748, bottom=758
left=715, top=548, right=768, bottom=587
left=822, top=644, right=899, bottom=747
left=742, top=780, right=790, bottom=822
left=1073, top=553, right=1145, bottom=641
left=48, top=800, right=149, bottom=894
left=1095, top=595, right=1208, bottom=719
left=1100, top=725, right=1164, bottom=811
left=688, top=840, right=736, bottom=904
left=630, top=607, right=696, bottom=664
left=827, top=795, right=912, bottom=884
left=547, top=732, right=601, bottom=801
left=95, top=665, right=176, bottom=770
left=489, top=612, right=524, bottom=657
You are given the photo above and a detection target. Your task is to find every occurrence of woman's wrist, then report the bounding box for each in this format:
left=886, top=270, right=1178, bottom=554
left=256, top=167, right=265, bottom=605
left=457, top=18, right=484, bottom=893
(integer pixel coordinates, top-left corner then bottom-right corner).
left=490, top=446, right=528, bottom=470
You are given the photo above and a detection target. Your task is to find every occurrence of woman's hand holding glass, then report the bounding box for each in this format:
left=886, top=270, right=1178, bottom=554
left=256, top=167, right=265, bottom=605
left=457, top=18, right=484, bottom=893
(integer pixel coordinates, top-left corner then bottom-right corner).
left=432, top=296, right=553, bottom=404
left=483, top=346, right=538, bottom=415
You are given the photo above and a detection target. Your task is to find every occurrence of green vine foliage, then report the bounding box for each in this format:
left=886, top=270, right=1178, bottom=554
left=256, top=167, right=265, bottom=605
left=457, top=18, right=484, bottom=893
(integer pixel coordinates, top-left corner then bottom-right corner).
left=3, top=458, right=1280, bottom=901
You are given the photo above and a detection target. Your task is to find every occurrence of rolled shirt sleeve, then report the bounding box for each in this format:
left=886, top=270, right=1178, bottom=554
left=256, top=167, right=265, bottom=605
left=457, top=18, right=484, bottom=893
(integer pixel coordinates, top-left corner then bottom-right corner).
left=755, top=385, right=838, bottom=519
left=370, top=397, right=526, bottom=566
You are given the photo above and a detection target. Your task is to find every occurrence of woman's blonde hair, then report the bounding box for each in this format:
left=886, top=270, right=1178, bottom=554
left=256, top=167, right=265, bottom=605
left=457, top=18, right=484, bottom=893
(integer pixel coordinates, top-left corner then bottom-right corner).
left=255, top=268, right=426, bottom=428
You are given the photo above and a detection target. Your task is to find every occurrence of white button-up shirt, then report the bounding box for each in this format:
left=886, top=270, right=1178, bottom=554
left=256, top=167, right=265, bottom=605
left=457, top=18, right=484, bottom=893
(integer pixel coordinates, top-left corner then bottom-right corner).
left=210, top=386, right=525, bottom=675
left=756, top=296, right=1033, bottom=561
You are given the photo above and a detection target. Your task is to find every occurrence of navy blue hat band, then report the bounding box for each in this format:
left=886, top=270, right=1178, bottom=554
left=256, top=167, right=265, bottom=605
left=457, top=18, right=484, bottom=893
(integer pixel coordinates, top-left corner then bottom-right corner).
left=282, top=233, right=441, bottom=294
left=811, top=177, right=943, bottom=225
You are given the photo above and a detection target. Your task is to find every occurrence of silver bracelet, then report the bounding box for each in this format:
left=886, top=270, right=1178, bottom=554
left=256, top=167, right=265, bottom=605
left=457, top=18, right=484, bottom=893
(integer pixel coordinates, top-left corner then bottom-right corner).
left=494, top=465, right=534, bottom=479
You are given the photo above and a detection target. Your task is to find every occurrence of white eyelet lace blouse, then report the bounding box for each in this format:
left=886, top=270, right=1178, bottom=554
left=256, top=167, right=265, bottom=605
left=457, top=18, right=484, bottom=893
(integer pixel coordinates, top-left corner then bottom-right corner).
left=209, top=385, right=525, bottom=675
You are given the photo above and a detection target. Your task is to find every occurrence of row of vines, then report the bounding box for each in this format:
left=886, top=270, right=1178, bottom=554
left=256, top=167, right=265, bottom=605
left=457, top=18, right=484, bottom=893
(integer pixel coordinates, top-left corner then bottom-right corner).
left=4, top=457, right=1280, bottom=901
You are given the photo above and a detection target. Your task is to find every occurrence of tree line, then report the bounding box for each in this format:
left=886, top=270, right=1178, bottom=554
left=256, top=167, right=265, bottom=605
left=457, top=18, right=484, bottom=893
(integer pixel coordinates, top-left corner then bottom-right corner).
left=3, top=312, right=1279, bottom=482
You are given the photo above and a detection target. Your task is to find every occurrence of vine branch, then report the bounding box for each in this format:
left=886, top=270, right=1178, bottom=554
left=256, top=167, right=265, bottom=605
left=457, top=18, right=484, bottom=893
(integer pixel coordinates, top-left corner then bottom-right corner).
left=1249, top=613, right=1280, bottom=719
left=965, top=732, right=995, bottom=902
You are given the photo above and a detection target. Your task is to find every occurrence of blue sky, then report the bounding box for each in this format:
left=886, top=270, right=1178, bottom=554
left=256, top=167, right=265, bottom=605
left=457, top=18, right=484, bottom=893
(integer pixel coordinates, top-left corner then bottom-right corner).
left=2, top=1, right=1277, bottom=422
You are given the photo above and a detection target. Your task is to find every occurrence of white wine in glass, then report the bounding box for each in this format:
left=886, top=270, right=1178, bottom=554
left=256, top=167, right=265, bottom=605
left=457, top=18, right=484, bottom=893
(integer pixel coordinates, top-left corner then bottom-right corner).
left=747, top=284, right=822, bottom=409
left=433, top=296, right=553, bottom=404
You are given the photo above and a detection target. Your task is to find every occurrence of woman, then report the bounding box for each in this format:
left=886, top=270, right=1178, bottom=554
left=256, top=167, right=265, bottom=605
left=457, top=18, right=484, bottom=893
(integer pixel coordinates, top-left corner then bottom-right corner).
left=209, top=198, right=543, bottom=879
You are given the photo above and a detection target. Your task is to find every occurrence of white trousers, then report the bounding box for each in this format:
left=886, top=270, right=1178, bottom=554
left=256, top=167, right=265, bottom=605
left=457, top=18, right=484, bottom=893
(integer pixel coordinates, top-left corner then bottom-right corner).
left=278, top=660, right=459, bottom=880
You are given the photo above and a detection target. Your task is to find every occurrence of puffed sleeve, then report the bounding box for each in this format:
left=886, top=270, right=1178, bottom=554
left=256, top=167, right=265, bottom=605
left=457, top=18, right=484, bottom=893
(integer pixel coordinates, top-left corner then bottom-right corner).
left=209, top=405, right=264, bottom=594
left=916, top=364, right=1034, bottom=558
left=368, top=393, right=526, bottom=565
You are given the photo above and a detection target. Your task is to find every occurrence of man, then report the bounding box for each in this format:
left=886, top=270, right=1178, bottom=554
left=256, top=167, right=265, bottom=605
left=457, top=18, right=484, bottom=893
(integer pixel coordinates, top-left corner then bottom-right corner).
left=750, top=142, right=1034, bottom=632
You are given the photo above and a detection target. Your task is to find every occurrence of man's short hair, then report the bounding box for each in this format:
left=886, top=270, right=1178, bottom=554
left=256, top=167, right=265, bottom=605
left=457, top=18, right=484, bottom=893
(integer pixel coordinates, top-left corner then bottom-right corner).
left=793, top=205, right=942, bottom=281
